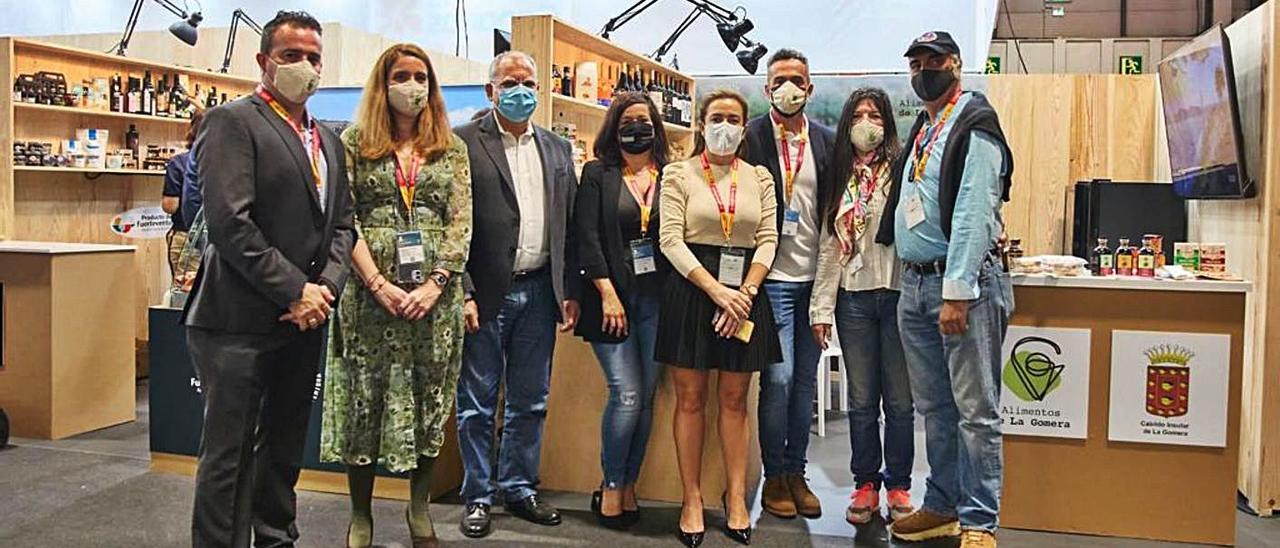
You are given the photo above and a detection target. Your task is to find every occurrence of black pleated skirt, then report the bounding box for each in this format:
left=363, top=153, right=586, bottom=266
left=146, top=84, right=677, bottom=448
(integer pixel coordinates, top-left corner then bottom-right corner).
left=654, top=244, right=781, bottom=372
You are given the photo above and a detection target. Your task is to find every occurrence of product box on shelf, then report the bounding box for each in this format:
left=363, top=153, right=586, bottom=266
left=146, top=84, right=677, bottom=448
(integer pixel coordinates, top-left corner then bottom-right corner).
left=1199, top=243, right=1227, bottom=274
left=574, top=62, right=598, bottom=104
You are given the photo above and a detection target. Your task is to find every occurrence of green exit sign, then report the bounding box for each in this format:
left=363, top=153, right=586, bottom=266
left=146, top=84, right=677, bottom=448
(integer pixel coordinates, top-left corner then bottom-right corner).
left=1119, top=55, right=1144, bottom=74
left=985, top=56, right=1002, bottom=74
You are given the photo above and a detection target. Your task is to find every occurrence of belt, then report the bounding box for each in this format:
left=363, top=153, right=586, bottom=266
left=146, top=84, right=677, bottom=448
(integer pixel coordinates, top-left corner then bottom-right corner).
left=904, top=259, right=946, bottom=276
left=512, top=266, right=548, bottom=282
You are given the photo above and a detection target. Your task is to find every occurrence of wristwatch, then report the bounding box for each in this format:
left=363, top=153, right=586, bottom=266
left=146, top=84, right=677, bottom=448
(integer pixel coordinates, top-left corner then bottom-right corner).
left=428, top=271, right=450, bottom=287
left=742, top=284, right=759, bottom=297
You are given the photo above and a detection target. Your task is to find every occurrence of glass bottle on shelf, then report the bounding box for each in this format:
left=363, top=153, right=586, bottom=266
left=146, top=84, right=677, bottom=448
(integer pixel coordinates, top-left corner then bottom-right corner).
left=561, top=66, right=572, bottom=97
left=597, top=65, right=612, bottom=107
left=648, top=70, right=664, bottom=111
left=125, top=124, right=140, bottom=161
left=1115, top=238, right=1135, bottom=276
left=1092, top=237, right=1113, bottom=276
left=110, top=74, right=123, bottom=113
left=1137, top=236, right=1157, bottom=277
left=617, top=63, right=631, bottom=96
left=551, top=65, right=562, bottom=95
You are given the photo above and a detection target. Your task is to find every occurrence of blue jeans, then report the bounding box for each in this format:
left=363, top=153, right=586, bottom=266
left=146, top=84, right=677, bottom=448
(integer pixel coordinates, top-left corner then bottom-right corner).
left=836, top=288, right=914, bottom=491
left=456, top=274, right=559, bottom=505
left=590, top=293, right=663, bottom=489
left=759, top=280, right=821, bottom=478
left=898, top=259, right=1013, bottom=532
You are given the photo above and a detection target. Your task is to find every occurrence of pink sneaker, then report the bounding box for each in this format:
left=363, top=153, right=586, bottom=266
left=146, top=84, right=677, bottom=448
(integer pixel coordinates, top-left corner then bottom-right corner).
left=887, top=488, right=915, bottom=522
left=845, top=482, right=879, bottom=525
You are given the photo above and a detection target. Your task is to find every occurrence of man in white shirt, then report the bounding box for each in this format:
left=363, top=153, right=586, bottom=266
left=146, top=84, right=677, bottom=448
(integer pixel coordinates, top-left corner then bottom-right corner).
left=743, top=48, right=837, bottom=520
left=453, top=51, right=580, bottom=539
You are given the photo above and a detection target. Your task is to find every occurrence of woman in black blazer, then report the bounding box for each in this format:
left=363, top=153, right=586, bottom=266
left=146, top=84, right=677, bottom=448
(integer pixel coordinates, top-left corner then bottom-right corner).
left=574, top=92, right=672, bottom=529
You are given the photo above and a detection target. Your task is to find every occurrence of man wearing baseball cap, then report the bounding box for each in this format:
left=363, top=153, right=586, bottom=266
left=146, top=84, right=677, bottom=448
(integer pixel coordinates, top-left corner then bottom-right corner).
left=875, top=31, right=1015, bottom=548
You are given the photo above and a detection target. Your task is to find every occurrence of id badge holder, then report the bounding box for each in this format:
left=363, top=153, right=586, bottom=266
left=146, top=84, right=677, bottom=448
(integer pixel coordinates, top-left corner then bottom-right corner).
left=630, top=239, right=657, bottom=275
left=718, top=248, right=746, bottom=287
left=904, top=191, right=926, bottom=229
left=395, top=231, right=426, bottom=284
left=781, top=209, right=801, bottom=237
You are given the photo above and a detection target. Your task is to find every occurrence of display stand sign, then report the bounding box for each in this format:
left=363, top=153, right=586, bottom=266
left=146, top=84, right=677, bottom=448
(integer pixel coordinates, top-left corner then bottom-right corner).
left=1107, top=330, right=1230, bottom=447
left=110, top=206, right=172, bottom=239
left=1000, top=326, right=1091, bottom=438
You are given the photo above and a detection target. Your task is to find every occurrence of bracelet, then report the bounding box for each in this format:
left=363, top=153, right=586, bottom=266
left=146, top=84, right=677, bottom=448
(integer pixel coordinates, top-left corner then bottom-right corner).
left=369, top=274, right=387, bottom=292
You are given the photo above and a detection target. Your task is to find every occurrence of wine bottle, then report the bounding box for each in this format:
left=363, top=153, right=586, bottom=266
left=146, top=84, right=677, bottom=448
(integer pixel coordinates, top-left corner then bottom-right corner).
left=110, top=74, right=123, bottom=113
left=648, top=70, right=664, bottom=112
left=1092, top=238, right=1113, bottom=276
left=127, top=76, right=142, bottom=114
left=142, top=70, right=154, bottom=116
left=616, top=63, right=630, bottom=97
left=551, top=65, right=562, bottom=95
left=561, top=66, right=572, bottom=97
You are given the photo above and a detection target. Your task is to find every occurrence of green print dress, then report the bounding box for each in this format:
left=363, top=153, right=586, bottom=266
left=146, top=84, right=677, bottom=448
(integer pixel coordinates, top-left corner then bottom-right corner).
left=320, top=126, right=472, bottom=473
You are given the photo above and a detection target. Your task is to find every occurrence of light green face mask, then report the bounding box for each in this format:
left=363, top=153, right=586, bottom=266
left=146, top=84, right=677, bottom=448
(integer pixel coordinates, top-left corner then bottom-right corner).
left=388, top=81, right=429, bottom=116
left=851, top=120, right=884, bottom=153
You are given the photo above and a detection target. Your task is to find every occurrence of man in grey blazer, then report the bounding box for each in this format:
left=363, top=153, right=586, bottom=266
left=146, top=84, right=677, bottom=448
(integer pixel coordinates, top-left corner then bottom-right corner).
left=453, top=50, right=579, bottom=539
left=182, top=11, right=355, bottom=548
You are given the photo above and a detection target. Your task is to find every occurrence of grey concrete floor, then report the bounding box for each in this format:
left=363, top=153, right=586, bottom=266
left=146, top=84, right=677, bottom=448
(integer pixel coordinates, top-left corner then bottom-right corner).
left=1, top=381, right=1278, bottom=547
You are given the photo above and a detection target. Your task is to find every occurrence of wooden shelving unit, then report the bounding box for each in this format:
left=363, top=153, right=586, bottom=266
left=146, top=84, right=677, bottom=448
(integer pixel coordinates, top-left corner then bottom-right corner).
left=0, top=37, right=258, bottom=356
left=512, top=15, right=697, bottom=164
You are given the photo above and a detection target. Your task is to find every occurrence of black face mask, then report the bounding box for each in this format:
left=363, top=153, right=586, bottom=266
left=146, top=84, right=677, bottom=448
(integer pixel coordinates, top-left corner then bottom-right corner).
left=618, top=121, right=656, bottom=154
left=911, top=68, right=957, bottom=102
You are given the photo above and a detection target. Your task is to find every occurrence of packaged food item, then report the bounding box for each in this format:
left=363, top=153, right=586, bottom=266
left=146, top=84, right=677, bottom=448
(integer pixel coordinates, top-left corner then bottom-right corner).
left=1200, top=243, right=1227, bottom=274
left=1151, top=234, right=1166, bottom=268
left=1011, top=256, right=1043, bottom=275
left=1174, top=242, right=1201, bottom=270
left=1137, top=236, right=1157, bottom=278
left=1041, top=255, right=1089, bottom=277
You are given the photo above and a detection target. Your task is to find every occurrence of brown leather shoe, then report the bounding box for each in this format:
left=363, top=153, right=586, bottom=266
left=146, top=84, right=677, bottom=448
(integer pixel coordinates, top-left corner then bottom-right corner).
left=960, top=529, right=997, bottom=547
left=786, top=473, right=822, bottom=518
left=890, top=509, right=960, bottom=542
left=761, top=476, right=797, bottom=518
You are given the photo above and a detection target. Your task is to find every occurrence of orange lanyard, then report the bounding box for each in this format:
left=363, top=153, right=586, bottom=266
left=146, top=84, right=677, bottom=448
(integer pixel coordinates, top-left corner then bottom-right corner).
left=772, top=112, right=807, bottom=203
left=700, top=153, right=738, bottom=242
left=623, top=165, right=658, bottom=234
left=911, top=89, right=961, bottom=182
left=257, top=86, right=323, bottom=190
left=393, top=153, right=420, bottom=219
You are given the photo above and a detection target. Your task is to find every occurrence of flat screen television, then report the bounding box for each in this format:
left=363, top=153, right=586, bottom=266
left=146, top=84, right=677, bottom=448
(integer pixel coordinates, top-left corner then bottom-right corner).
left=1158, top=24, right=1255, bottom=199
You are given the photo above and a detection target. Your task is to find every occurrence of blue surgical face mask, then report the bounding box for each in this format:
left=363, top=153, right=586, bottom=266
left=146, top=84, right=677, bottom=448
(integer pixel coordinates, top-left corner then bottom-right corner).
left=495, top=85, right=538, bottom=123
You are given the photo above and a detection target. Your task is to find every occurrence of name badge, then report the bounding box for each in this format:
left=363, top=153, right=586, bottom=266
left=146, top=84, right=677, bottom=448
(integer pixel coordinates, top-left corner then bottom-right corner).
left=718, top=248, right=746, bottom=287
left=630, top=239, right=657, bottom=275
left=904, top=191, right=926, bottom=229
left=395, top=231, right=426, bottom=284
left=781, top=209, right=801, bottom=237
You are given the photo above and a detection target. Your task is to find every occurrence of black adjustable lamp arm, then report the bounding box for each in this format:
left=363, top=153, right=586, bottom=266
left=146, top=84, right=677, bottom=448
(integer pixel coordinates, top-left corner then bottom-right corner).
left=116, top=0, right=194, bottom=56
left=600, top=0, right=740, bottom=38
left=652, top=6, right=713, bottom=62
left=220, top=9, right=263, bottom=73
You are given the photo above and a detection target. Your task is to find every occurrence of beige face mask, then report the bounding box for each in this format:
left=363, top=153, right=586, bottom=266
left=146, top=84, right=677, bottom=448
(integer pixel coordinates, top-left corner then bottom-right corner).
left=272, top=59, right=321, bottom=103
left=851, top=120, right=885, bottom=153
left=388, top=81, right=429, bottom=116
left=770, top=81, right=809, bottom=116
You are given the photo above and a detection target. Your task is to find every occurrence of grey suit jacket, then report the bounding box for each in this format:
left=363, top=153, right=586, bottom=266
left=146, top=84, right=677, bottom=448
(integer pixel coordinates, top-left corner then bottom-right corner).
left=454, top=113, right=578, bottom=324
left=182, top=94, right=357, bottom=335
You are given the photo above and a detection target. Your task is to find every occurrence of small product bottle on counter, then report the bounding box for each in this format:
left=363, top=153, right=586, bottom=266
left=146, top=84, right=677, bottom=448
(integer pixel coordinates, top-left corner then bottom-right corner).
left=1092, top=237, right=1113, bottom=276
left=1150, top=234, right=1166, bottom=268
left=125, top=124, right=140, bottom=161
left=1115, top=238, right=1134, bottom=276
left=1137, top=236, right=1157, bottom=277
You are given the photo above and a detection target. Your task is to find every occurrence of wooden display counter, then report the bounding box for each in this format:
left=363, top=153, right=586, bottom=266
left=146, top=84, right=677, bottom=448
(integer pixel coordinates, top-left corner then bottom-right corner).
left=0, top=241, right=136, bottom=439
left=1002, top=275, right=1248, bottom=545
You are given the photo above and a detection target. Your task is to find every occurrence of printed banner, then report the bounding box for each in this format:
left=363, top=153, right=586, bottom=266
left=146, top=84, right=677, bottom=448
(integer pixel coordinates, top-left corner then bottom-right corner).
left=110, top=206, right=172, bottom=239
left=1107, top=330, right=1231, bottom=447
left=1000, top=326, right=1091, bottom=439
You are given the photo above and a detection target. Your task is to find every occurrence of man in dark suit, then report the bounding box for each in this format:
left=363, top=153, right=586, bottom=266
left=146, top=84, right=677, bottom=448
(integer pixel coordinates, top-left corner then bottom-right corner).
left=452, top=50, right=579, bottom=539
left=742, top=48, right=837, bottom=520
left=183, top=11, right=355, bottom=548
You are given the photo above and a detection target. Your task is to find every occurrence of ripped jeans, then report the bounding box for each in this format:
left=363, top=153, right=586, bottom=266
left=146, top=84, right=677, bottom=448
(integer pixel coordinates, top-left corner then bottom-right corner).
left=590, top=292, right=663, bottom=489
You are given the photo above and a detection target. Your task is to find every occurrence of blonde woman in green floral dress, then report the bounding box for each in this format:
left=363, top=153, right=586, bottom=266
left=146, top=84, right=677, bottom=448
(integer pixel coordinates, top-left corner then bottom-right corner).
left=321, top=43, right=471, bottom=548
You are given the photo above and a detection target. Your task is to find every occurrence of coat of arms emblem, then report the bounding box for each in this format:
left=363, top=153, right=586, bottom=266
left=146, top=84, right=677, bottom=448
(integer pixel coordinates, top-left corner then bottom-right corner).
left=1145, top=344, right=1194, bottom=417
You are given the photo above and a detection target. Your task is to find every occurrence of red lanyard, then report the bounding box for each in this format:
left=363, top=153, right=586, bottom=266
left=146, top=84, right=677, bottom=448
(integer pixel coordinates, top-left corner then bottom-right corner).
left=257, top=86, right=323, bottom=189
left=772, top=111, right=807, bottom=203
left=700, top=153, right=738, bottom=242
left=393, top=153, right=420, bottom=218
left=623, top=165, right=658, bottom=234
left=911, top=88, right=961, bottom=182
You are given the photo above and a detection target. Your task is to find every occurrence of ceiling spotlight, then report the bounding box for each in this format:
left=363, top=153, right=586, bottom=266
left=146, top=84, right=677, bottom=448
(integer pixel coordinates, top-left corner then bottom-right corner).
left=716, top=18, right=754, bottom=52
left=736, top=42, right=768, bottom=75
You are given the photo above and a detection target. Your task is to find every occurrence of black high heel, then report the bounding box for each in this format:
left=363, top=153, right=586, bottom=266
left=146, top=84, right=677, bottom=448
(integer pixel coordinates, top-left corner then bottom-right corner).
left=592, top=490, right=630, bottom=530
left=677, top=503, right=705, bottom=547
left=721, top=493, right=752, bottom=546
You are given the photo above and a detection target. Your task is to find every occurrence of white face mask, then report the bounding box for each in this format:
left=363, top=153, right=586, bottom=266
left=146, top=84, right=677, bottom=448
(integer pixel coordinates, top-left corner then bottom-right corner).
left=388, top=81, right=429, bottom=116
left=770, top=81, right=809, bottom=116
left=271, top=59, right=321, bottom=104
left=704, top=121, right=745, bottom=156
left=850, top=120, right=885, bottom=153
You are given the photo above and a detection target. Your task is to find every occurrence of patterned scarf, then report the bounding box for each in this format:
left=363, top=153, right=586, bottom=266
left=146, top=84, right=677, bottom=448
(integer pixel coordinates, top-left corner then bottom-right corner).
left=836, top=154, right=888, bottom=263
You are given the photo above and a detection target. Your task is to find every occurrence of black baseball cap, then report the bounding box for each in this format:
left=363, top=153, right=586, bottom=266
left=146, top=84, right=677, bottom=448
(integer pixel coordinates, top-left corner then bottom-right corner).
left=904, top=31, right=961, bottom=58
